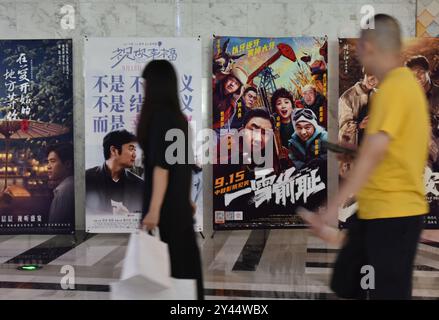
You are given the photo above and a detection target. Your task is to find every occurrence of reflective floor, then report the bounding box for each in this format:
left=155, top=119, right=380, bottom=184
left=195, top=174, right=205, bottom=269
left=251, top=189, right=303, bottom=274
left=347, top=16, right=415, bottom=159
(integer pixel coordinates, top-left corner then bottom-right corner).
left=0, top=229, right=438, bottom=299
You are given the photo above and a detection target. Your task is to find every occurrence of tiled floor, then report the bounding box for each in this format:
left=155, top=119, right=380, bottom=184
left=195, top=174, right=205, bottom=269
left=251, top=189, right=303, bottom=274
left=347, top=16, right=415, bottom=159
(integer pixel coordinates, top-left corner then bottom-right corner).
left=0, top=229, right=438, bottom=300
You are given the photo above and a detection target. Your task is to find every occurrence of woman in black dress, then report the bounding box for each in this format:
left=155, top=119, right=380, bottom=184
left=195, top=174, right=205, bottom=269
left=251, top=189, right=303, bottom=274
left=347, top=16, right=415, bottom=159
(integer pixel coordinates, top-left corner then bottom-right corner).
left=137, top=60, right=203, bottom=300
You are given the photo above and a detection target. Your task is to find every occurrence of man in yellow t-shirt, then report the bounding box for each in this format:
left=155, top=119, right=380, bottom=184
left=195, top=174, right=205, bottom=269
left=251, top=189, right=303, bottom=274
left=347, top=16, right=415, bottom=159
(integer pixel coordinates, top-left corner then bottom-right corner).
left=356, top=66, right=429, bottom=219
left=303, top=14, right=429, bottom=300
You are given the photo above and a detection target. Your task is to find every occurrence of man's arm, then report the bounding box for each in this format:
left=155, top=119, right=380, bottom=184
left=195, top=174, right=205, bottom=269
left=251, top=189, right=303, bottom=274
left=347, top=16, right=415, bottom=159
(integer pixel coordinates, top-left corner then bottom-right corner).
left=325, top=131, right=391, bottom=225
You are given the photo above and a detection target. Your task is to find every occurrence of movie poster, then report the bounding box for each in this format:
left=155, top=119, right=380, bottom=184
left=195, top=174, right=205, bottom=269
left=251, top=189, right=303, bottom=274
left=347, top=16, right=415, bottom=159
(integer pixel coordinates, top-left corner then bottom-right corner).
left=212, top=36, right=328, bottom=230
left=0, top=39, right=74, bottom=234
left=338, top=38, right=439, bottom=229
left=84, top=37, right=202, bottom=233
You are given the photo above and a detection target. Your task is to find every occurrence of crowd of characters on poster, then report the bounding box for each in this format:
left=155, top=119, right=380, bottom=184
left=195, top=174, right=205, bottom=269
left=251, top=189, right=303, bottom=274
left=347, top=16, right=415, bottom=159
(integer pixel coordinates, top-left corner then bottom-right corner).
left=212, top=36, right=328, bottom=227
left=338, top=38, right=439, bottom=227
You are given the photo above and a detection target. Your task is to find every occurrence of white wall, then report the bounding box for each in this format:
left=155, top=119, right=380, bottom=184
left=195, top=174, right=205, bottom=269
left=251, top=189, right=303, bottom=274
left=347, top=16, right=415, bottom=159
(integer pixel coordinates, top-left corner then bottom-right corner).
left=0, top=0, right=416, bottom=232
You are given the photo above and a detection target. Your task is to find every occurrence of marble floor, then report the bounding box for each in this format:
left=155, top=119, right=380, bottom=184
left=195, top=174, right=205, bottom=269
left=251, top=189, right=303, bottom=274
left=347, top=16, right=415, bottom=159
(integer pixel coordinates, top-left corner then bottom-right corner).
left=0, top=229, right=438, bottom=300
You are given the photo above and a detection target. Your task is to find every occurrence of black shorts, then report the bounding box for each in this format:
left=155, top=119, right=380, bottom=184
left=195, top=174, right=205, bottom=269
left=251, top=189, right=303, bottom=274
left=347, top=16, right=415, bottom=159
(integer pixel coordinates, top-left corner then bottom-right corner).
left=331, top=213, right=424, bottom=300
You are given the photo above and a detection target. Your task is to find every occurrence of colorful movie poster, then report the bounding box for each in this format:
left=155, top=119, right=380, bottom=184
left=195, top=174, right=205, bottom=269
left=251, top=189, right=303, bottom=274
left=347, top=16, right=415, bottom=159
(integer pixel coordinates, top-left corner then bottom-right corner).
left=84, top=37, right=202, bottom=233
left=338, top=38, right=439, bottom=229
left=0, top=39, right=74, bottom=234
left=212, top=36, right=328, bottom=230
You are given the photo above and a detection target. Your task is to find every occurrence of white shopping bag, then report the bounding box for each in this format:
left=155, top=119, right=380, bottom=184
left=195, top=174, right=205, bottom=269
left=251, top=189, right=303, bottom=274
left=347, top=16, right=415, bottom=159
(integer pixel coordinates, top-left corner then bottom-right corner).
left=120, top=229, right=172, bottom=291
left=110, top=278, right=197, bottom=300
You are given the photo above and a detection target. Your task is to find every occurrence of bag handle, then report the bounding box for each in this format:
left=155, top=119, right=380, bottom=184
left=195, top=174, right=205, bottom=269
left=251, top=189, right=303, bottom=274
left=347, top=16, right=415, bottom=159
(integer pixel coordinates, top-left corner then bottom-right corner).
left=137, top=226, right=161, bottom=240
left=147, top=228, right=160, bottom=237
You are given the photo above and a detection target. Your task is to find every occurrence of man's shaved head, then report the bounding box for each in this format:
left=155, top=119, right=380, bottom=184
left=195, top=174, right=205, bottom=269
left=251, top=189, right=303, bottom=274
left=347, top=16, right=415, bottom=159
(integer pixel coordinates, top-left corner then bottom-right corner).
left=360, top=14, right=402, bottom=53
left=357, top=14, right=403, bottom=79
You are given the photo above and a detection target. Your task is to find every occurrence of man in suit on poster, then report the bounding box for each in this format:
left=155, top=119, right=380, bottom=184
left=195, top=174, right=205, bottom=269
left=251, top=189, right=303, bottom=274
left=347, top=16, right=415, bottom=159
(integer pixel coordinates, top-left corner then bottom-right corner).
left=86, top=130, right=144, bottom=215
left=46, top=143, right=75, bottom=224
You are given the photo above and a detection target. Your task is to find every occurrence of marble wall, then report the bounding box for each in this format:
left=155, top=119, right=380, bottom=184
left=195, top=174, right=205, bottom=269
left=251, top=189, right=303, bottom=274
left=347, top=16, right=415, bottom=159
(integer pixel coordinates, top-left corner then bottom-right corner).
left=417, top=0, right=439, bottom=36
left=0, top=0, right=416, bottom=231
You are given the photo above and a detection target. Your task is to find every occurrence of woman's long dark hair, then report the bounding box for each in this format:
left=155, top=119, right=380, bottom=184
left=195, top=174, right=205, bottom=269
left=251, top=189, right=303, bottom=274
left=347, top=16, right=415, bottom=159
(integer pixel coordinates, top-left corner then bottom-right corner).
left=137, top=60, right=187, bottom=150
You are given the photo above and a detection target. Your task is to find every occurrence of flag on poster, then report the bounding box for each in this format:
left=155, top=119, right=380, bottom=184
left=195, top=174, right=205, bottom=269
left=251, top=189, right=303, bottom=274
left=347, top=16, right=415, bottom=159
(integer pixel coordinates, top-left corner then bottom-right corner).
left=212, top=36, right=328, bottom=230
left=84, top=37, right=202, bottom=233
left=338, top=38, right=439, bottom=229
left=0, top=39, right=74, bottom=234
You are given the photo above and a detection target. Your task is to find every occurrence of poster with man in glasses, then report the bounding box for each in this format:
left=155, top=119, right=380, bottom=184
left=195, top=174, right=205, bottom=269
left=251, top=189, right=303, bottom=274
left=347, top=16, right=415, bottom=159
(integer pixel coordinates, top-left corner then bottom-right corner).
left=212, top=36, right=328, bottom=230
left=338, top=38, right=439, bottom=230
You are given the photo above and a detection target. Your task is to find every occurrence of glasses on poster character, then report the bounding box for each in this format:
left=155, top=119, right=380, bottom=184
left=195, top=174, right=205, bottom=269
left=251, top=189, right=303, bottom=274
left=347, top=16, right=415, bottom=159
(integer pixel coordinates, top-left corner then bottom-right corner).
left=293, top=108, right=317, bottom=122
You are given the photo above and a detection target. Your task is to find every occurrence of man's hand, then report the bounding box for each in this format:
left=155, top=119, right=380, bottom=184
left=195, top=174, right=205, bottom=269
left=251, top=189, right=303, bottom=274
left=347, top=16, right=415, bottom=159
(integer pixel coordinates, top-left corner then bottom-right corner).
left=141, top=210, right=160, bottom=231
left=319, top=201, right=340, bottom=227
left=359, top=116, right=369, bottom=129
left=111, top=200, right=130, bottom=215
left=298, top=207, right=346, bottom=246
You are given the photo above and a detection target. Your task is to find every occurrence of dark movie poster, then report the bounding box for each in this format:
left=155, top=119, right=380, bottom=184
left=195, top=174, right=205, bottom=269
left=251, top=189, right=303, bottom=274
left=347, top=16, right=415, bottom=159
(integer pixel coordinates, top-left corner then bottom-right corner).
left=213, top=36, right=328, bottom=230
left=338, top=38, right=439, bottom=229
left=0, top=39, right=74, bottom=234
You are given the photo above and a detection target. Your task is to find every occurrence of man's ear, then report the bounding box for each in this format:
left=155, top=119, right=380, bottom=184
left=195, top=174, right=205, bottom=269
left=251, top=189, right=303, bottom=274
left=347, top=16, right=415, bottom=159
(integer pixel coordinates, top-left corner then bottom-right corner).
left=110, top=145, right=118, bottom=156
